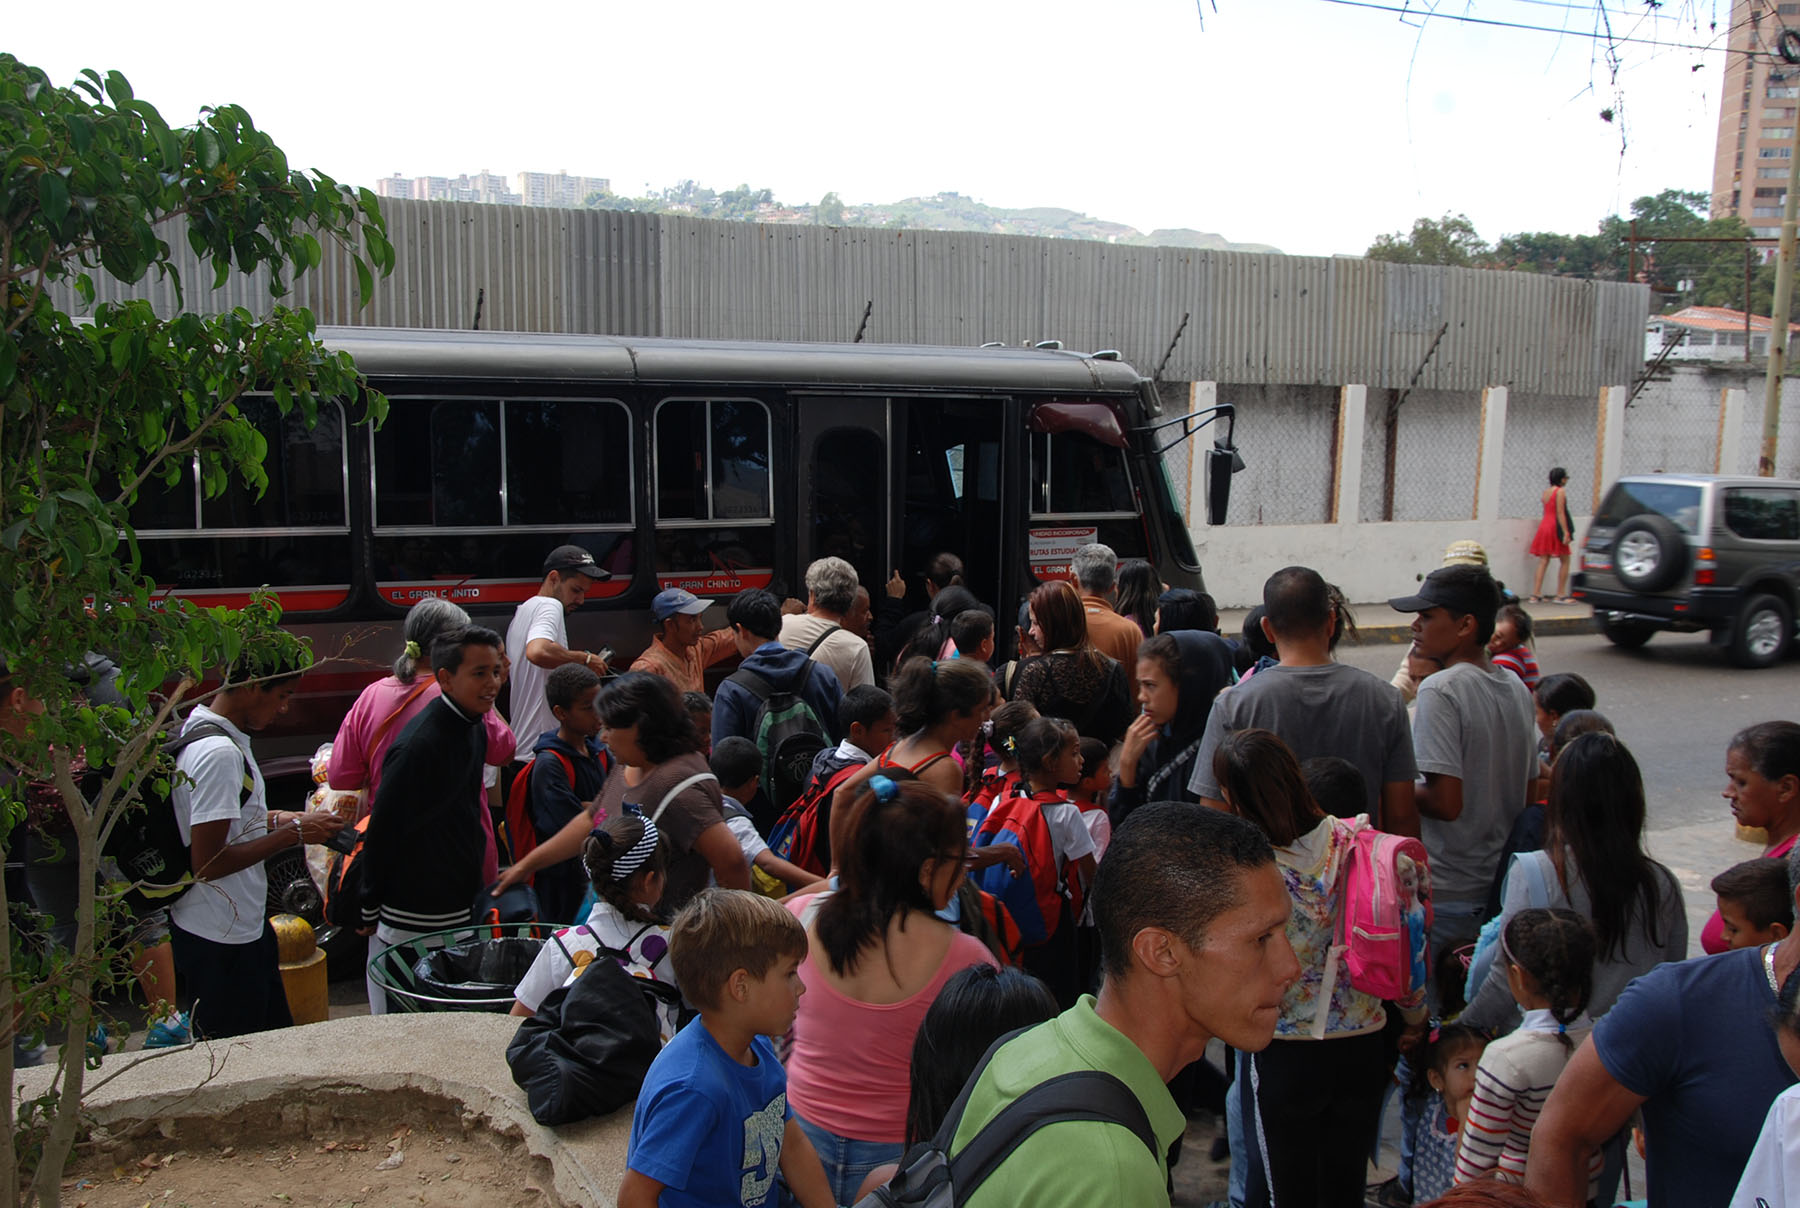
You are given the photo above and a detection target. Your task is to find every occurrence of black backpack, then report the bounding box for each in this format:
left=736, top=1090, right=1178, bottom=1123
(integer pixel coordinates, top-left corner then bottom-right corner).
left=725, top=661, right=832, bottom=816
left=853, top=1029, right=1159, bottom=1207
left=105, top=721, right=251, bottom=913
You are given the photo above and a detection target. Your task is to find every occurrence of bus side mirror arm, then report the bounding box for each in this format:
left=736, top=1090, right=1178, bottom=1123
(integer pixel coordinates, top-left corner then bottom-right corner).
left=1132, top=404, right=1246, bottom=526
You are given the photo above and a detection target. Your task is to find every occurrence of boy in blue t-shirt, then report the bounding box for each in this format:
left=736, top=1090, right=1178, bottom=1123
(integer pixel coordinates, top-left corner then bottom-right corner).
left=621, top=889, right=833, bottom=1208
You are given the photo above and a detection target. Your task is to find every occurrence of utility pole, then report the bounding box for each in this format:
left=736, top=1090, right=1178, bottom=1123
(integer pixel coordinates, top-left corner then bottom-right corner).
left=1760, top=110, right=1800, bottom=475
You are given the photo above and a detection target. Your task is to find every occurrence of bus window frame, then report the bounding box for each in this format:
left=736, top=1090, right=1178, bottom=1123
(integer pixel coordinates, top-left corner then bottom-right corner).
left=368, top=395, right=636, bottom=538
left=132, top=396, right=352, bottom=540
left=1027, top=429, right=1141, bottom=522
left=651, top=396, right=775, bottom=530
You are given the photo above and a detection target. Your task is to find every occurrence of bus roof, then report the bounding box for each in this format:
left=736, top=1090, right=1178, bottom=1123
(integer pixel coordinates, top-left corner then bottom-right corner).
left=316, top=326, right=1151, bottom=395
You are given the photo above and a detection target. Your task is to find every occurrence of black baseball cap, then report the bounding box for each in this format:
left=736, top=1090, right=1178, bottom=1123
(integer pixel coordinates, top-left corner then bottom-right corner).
left=543, top=545, right=611, bottom=581
left=1388, top=566, right=1499, bottom=616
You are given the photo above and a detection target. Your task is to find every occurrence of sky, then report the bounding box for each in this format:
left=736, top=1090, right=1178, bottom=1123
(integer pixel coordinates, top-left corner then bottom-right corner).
left=7, top=0, right=1743, bottom=258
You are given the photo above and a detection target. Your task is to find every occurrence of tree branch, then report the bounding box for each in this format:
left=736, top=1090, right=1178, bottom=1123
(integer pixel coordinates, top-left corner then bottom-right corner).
left=111, top=380, right=247, bottom=505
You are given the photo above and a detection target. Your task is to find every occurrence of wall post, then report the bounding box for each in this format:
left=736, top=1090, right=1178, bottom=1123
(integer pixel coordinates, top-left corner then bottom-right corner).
left=1595, top=386, right=1627, bottom=509
left=1334, top=385, right=1367, bottom=526
left=1187, top=380, right=1218, bottom=529
left=1473, top=385, right=1508, bottom=521
left=1718, top=387, right=1747, bottom=475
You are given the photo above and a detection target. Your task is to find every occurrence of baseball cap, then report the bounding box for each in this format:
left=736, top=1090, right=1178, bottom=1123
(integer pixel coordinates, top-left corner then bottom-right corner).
left=1388, top=566, right=1500, bottom=616
left=543, top=545, right=610, bottom=581
left=651, top=588, right=713, bottom=621
left=1440, top=540, right=1489, bottom=568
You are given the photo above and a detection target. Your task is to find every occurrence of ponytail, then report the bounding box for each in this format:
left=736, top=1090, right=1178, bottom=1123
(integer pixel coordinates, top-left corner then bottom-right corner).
left=892, top=656, right=991, bottom=735
left=393, top=597, right=472, bottom=682
left=1503, top=907, right=1596, bottom=1050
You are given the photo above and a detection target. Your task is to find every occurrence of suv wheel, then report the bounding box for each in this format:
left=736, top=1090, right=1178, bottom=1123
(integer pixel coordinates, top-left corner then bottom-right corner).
left=1729, top=593, right=1793, bottom=669
left=1612, top=513, right=1690, bottom=593
left=1599, top=615, right=1656, bottom=649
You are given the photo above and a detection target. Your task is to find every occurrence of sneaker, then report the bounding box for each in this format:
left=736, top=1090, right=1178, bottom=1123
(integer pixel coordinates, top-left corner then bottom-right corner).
left=1369, top=1177, right=1413, bottom=1208
left=143, top=1012, right=191, bottom=1049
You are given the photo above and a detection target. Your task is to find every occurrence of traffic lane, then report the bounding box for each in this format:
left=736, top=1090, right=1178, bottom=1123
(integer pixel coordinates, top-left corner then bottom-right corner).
left=1336, top=628, right=1800, bottom=834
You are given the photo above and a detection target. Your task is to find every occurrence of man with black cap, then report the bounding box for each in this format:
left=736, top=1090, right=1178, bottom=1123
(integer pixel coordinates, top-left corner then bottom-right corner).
left=1388, top=563, right=1537, bottom=959
left=629, top=588, right=738, bottom=695
left=504, top=545, right=612, bottom=758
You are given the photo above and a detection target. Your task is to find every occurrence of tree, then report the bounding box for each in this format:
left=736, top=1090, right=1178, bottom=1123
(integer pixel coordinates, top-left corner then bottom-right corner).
left=1364, top=213, right=1490, bottom=267
left=817, top=191, right=846, bottom=226
left=0, top=55, right=388, bottom=1205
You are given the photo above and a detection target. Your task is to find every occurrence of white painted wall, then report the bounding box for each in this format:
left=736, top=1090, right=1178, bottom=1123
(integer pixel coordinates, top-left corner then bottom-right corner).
left=1190, top=515, right=1572, bottom=608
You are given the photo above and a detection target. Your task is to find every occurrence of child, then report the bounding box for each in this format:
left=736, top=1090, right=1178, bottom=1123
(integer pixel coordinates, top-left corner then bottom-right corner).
left=1487, top=604, right=1540, bottom=690
left=962, top=699, right=1039, bottom=827
left=682, top=691, right=713, bottom=758
left=807, top=684, right=896, bottom=787
left=1454, top=908, right=1600, bottom=1191
left=710, top=737, right=819, bottom=895
left=1408, top=1024, right=1488, bottom=1204
left=1529, top=673, right=1597, bottom=799
left=510, top=813, right=680, bottom=1043
left=1301, top=755, right=1370, bottom=823
left=976, top=716, right=1097, bottom=1006
left=949, top=609, right=996, bottom=665
left=524, top=662, right=614, bottom=924
left=1712, top=857, right=1794, bottom=949
left=621, top=889, right=833, bottom=1208
left=1071, top=736, right=1112, bottom=862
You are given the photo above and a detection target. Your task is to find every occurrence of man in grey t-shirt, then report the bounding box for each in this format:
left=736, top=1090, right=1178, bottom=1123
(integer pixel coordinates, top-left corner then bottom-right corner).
left=1189, top=567, right=1417, bottom=833
left=1389, top=564, right=1537, bottom=954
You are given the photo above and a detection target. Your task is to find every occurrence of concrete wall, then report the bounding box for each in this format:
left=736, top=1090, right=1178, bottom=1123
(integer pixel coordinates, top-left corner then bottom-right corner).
left=1172, top=381, right=1625, bottom=607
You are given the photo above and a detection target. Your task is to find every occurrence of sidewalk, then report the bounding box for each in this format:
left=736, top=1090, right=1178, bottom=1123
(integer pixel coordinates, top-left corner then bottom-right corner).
left=1216, top=598, right=1594, bottom=646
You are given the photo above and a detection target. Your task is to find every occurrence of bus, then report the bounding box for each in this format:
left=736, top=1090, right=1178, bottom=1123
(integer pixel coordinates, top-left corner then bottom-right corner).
left=128, top=327, right=1225, bottom=771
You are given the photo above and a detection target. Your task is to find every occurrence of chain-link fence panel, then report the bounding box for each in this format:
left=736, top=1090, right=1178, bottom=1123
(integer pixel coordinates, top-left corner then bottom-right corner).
left=1622, top=372, right=1722, bottom=476
left=1368, top=387, right=1483, bottom=518
left=1501, top=393, right=1599, bottom=519
left=1214, top=384, right=1338, bottom=526
left=1734, top=379, right=1800, bottom=480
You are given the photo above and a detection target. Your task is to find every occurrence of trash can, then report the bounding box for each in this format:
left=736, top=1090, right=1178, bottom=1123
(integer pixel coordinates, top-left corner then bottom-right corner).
left=366, top=924, right=545, bottom=1013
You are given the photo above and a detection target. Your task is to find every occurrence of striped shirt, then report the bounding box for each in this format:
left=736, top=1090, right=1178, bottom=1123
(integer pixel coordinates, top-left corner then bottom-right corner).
left=1455, top=1010, right=1600, bottom=1191
left=1490, top=644, right=1540, bottom=690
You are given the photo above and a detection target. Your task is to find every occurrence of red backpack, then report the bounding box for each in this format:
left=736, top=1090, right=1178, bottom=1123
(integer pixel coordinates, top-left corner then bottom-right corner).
left=767, top=761, right=865, bottom=877
left=971, top=791, right=1082, bottom=947
left=503, top=745, right=612, bottom=876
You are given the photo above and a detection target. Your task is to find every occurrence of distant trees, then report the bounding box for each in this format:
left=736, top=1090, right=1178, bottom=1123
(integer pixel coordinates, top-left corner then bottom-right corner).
left=1365, top=190, right=1793, bottom=319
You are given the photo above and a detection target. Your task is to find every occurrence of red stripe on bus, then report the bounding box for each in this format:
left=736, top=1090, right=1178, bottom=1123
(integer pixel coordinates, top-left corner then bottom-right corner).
left=158, top=588, right=351, bottom=612
left=374, top=579, right=631, bottom=607
left=654, top=571, right=773, bottom=594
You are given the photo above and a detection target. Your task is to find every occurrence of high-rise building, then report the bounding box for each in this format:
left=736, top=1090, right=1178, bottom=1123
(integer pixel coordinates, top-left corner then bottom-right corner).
left=374, top=174, right=415, bottom=200
left=1711, top=1, right=1800, bottom=240
left=514, top=170, right=611, bottom=208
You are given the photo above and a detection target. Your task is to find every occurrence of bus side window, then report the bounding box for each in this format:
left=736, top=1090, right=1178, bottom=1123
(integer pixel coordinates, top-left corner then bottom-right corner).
left=505, top=400, right=633, bottom=527
left=127, top=398, right=352, bottom=601
left=373, top=399, right=501, bottom=528
left=653, top=399, right=774, bottom=590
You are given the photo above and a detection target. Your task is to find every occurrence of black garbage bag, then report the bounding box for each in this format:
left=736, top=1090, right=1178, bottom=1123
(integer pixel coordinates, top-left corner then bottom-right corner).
left=411, top=937, right=544, bottom=1006
left=506, top=955, right=672, bottom=1125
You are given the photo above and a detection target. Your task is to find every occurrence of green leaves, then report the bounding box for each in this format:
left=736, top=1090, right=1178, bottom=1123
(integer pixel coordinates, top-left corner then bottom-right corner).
left=37, top=171, right=69, bottom=229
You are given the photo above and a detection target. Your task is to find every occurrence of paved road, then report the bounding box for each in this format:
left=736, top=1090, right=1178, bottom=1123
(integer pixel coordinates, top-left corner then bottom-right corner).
left=1337, top=628, right=1800, bottom=955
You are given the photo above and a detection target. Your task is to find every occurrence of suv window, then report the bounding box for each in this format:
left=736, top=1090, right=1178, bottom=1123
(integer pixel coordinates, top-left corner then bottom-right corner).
left=1724, top=488, right=1800, bottom=540
left=1595, top=481, right=1704, bottom=534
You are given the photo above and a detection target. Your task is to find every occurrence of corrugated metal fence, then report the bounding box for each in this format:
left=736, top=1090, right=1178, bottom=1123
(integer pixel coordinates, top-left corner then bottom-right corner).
left=51, top=198, right=1649, bottom=395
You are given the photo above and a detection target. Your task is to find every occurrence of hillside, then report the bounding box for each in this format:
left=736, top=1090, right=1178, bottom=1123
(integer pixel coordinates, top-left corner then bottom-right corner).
left=589, top=183, right=1280, bottom=254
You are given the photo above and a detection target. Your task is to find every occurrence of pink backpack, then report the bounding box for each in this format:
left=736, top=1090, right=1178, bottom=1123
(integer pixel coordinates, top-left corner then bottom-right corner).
left=1333, top=822, right=1432, bottom=1006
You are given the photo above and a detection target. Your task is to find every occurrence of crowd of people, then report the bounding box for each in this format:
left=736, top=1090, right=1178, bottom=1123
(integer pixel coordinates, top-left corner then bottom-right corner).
left=7, top=536, right=1800, bottom=1208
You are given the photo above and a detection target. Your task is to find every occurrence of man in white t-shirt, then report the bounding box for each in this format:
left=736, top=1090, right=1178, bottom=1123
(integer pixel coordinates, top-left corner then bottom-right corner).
left=779, top=557, right=875, bottom=690
left=169, top=661, right=344, bottom=1039
left=504, top=545, right=612, bottom=751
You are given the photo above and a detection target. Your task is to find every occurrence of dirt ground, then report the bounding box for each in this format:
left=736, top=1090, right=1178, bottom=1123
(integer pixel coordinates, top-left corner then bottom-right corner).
left=61, top=1090, right=557, bottom=1208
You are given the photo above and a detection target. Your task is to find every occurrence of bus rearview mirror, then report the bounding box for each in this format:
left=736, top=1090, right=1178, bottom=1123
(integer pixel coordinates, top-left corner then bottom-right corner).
left=1207, top=444, right=1245, bottom=526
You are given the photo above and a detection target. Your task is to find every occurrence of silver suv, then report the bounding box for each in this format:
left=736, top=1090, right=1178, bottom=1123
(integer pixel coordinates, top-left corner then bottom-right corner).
left=1573, top=474, right=1800, bottom=668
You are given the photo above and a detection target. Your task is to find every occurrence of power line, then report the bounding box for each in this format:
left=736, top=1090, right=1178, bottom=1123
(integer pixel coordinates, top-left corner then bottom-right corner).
left=1317, top=0, right=1756, bottom=54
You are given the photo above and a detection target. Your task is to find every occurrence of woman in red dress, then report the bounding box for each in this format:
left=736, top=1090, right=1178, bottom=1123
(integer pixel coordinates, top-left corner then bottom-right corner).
left=1528, top=466, right=1575, bottom=603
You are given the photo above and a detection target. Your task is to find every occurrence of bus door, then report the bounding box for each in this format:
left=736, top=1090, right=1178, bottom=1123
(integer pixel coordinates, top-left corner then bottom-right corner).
left=893, top=397, right=1010, bottom=614
left=794, top=396, right=891, bottom=597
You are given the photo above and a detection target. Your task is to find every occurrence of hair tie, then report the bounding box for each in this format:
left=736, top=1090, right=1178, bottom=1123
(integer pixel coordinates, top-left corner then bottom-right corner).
left=404, top=640, right=422, bottom=660
left=1427, top=1025, right=1441, bottom=1045
left=1557, top=1021, right=1567, bottom=1035
left=980, top=720, right=994, bottom=737
left=1001, top=735, right=1017, bottom=755
left=591, top=829, right=616, bottom=855
left=869, top=775, right=899, bottom=803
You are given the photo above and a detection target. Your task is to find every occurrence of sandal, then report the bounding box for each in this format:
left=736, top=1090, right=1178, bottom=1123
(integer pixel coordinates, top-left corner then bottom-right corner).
left=1552, top=596, right=1576, bottom=605
left=1526, top=595, right=1544, bottom=604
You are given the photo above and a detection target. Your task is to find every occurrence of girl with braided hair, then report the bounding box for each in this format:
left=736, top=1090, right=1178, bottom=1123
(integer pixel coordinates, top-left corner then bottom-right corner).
left=1455, top=908, right=1598, bottom=1192
left=509, top=812, right=678, bottom=1043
